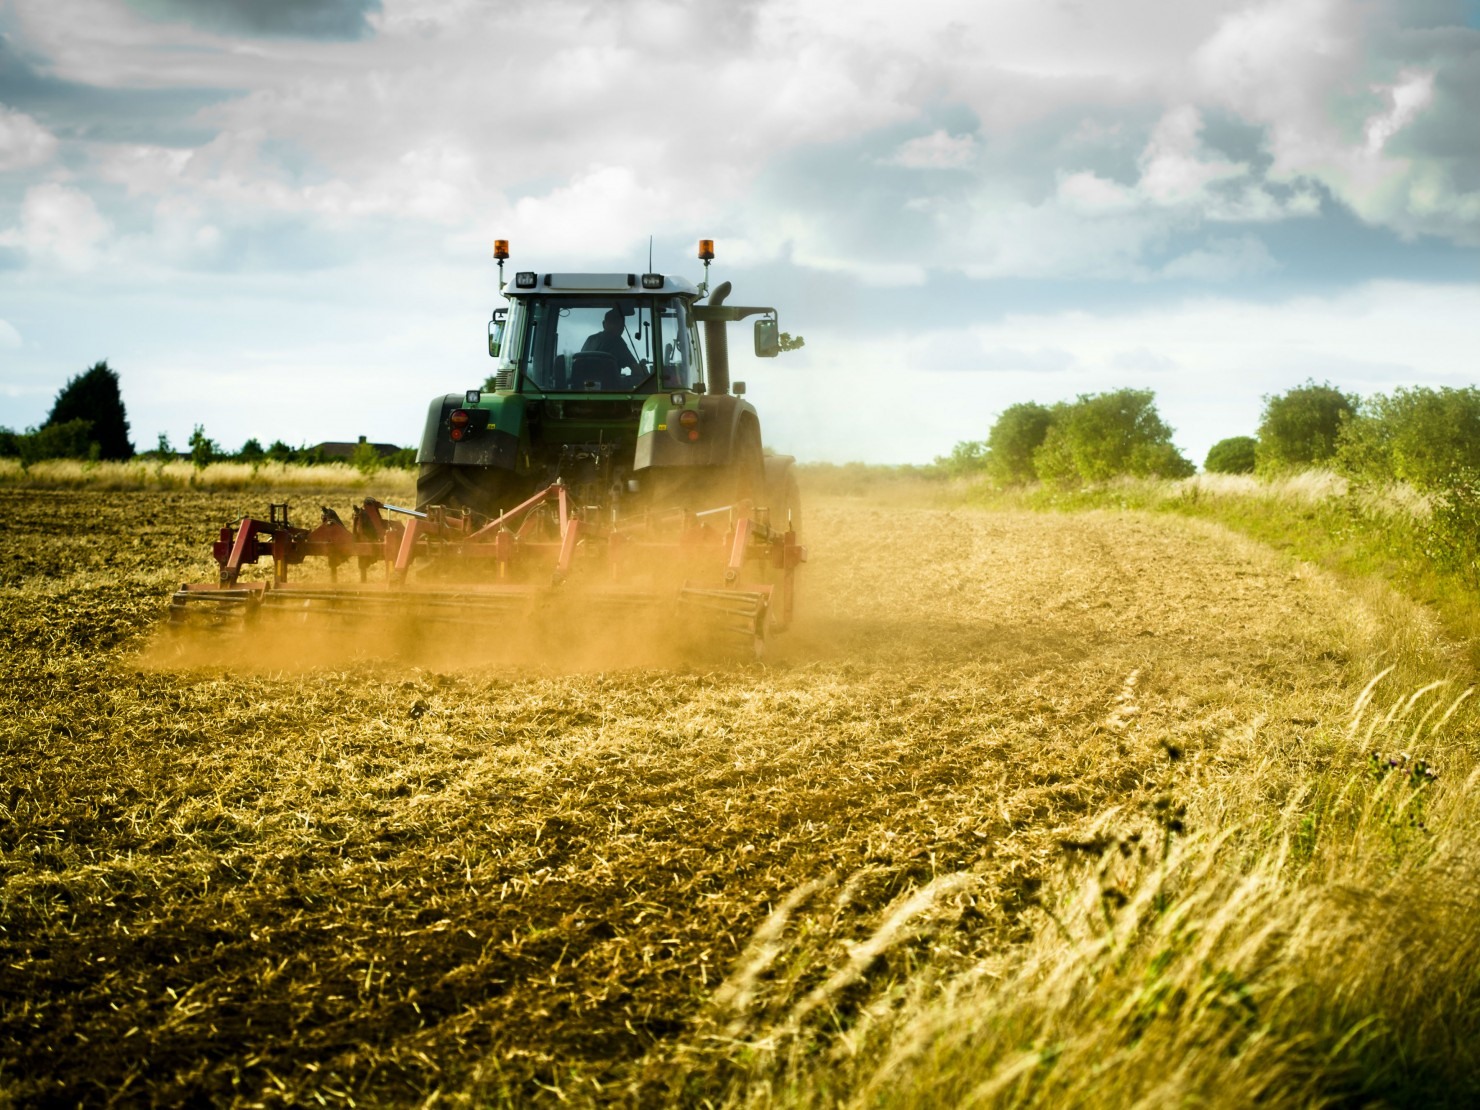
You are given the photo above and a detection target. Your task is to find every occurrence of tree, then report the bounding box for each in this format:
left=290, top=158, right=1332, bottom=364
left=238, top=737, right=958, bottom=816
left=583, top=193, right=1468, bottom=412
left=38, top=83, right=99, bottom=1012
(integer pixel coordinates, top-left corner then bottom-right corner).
left=933, top=439, right=987, bottom=478
left=154, top=431, right=174, bottom=457
left=985, top=402, right=1054, bottom=486
left=1335, top=386, right=1480, bottom=490
left=1031, top=389, right=1194, bottom=487
left=779, top=332, right=805, bottom=352
left=17, top=419, right=94, bottom=467
left=1204, top=436, right=1258, bottom=475
left=188, top=425, right=216, bottom=468
left=238, top=438, right=266, bottom=463
left=46, top=360, right=134, bottom=460
left=1255, top=380, right=1356, bottom=474
left=349, top=438, right=381, bottom=475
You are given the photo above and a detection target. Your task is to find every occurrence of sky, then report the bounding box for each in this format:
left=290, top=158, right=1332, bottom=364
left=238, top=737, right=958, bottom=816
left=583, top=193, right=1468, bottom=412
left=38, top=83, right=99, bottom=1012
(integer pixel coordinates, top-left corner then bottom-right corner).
left=1, top=0, right=1477, bottom=466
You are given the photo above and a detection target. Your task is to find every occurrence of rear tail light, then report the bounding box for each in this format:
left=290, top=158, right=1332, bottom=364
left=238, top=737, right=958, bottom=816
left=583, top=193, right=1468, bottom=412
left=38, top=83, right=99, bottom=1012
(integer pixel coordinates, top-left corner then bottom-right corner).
left=449, top=408, right=471, bottom=441
left=678, top=409, right=700, bottom=442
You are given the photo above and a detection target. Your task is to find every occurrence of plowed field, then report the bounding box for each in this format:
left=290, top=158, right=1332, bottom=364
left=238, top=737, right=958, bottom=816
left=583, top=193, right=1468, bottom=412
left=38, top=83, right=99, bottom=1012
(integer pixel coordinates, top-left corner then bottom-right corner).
left=0, top=485, right=1426, bottom=1104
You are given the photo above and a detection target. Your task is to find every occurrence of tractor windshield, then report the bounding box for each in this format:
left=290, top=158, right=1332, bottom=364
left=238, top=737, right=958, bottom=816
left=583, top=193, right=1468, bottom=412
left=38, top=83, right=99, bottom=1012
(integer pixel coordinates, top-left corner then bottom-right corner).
left=522, top=297, right=653, bottom=393
left=518, top=296, right=694, bottom=393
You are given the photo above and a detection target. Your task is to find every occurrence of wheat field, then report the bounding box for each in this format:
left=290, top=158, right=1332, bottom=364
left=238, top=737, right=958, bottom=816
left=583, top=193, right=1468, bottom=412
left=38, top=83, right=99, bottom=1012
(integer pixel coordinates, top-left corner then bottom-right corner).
left=1, top=481, right=1475, bottom=1106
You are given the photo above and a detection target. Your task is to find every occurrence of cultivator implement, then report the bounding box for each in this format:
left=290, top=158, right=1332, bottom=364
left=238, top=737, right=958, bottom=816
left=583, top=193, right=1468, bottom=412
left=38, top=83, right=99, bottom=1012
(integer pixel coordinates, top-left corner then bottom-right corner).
left=169, top=484, right=805, bottom=656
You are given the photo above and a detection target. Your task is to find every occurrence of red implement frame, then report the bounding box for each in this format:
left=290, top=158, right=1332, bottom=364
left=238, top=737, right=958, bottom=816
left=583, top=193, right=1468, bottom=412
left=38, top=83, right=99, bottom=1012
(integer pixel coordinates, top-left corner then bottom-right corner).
left=170, top=483, right=806, bottom=652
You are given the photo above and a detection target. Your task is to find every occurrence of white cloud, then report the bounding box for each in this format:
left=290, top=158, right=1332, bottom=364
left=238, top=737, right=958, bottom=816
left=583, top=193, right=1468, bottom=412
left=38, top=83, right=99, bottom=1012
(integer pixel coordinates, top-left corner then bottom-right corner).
left=0, top=184, right=112, bottom=271
left=1365, top=69, right=1436, bottom=155
left=1193, top=0, right=1478, bottom=242
left=0, top=320, right=21, bottom=349
left=887, top=131, right=977, bottom=169
left=1137, top=106, right=1247, bottom=207
left=0, top=105, right=59, bottom=171
left=1159, top=234, right=1278, bottom=281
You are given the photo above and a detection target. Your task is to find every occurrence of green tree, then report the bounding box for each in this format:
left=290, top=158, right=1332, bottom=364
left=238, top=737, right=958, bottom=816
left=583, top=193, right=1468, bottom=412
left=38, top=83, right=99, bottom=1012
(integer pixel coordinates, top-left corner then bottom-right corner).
left=933, top=439, right=987, bottom=478
left=985, top=401, right=1054, bottom=486
left=17, top=419, right=94, bottom=467
left=0, top=427, right=18, bottom=457
left=1204, top=436, right=1258, bottom=475
left=188, top=425, right=216, bottom=468
left=778, top=332, right=805, bottom=352
left=1335, top=386, right=1480, bottom=490
left=1032, top=389, right=1193, bottom=488
left=1255, top=380, right=1356, bottom=474
left=154, top=431, right=174, bottom=458
left=267, top=440, right=295, bottom=463
left=238, top=437, right=266, bottom=463
left=46, top=360, right=134, bottom=460
left=349, top=438, right=381, bottom=475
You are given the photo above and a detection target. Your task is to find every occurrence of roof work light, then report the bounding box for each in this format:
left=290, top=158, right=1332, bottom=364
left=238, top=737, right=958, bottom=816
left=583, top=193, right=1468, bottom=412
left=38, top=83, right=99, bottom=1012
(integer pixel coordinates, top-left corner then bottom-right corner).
left=493, top=238, right=510, bottom=291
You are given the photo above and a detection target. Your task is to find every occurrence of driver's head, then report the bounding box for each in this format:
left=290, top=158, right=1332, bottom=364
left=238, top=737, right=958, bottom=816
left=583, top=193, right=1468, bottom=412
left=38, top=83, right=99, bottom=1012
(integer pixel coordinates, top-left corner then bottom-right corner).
left=603, top=307, right=625, bottom=333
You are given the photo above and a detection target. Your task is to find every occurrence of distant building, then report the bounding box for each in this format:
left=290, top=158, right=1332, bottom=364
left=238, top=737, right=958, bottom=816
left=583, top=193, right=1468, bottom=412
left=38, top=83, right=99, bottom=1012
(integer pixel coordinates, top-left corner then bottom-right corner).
left=312, top=435, right=406, bottom=460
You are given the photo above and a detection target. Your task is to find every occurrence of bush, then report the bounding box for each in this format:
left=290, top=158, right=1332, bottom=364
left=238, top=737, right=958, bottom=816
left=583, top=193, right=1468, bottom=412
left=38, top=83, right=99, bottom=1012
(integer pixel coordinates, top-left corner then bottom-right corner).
left=384, top=447, right=418, bottom=469
left=933, top=440, right=987, bottom=479
left=1205, top=436, right=1258, bottom=475
left=349, top=439, right=382, bottom=476
left=985, top=402, right=1054, bottom=486
left=1336, top=386, right=1480, bottom=491
left=16, top=419, right=95, bottom=467
left=1032, top=389, right=1194, bottom=488
left=1423, top=467, right=1480, bottom=589
left=1256, top=380, right=1356, bottom=474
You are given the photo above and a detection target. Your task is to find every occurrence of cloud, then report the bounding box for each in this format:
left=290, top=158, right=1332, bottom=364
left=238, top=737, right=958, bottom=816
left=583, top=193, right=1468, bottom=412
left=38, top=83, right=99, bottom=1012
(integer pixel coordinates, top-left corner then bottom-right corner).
left=0, top=319, right=21, bottom=349
left=1111, top=347, right=1180, bottom=373
left=1193, top=0, right=1480, bottom=242
left=0, top=183, right=112, bottom=270
left=887, top=130, right=977, bottom=169
left=124, top=0, right=382, bottom=40
left=0, top=104, right=58, bottom=171
left=1159, top=234, right=1279, bottom=280
left=1137, top=106, right=1247, bottom=206
left=1365, top=69, right=1436, bottom=154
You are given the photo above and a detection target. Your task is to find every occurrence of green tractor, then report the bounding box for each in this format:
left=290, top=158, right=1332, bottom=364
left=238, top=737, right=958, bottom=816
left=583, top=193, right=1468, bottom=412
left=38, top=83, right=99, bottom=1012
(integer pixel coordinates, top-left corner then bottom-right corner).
left=415, top=238, right=800, bottom=534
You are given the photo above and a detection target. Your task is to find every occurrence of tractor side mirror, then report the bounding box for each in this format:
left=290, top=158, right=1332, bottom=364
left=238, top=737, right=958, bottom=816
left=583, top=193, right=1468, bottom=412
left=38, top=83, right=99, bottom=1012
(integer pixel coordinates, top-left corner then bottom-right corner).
left=754, top=317, right=780, bottom=359
left=488, top=307, right=508, bottom=358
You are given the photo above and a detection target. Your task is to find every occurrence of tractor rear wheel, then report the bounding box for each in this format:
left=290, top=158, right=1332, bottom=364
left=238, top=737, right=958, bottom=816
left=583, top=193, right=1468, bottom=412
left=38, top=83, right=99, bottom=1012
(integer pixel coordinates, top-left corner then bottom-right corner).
left=416, top=463, right=525, bottom=518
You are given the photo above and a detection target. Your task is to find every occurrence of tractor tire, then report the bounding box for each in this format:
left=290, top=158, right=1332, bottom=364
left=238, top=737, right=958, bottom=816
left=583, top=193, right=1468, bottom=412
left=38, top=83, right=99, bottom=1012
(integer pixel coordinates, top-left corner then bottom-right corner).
left=729, top=420, right=766, bottom=506
left=644, top=420, right=767, bottom=515
left=416, top=463, right=525, bottom=518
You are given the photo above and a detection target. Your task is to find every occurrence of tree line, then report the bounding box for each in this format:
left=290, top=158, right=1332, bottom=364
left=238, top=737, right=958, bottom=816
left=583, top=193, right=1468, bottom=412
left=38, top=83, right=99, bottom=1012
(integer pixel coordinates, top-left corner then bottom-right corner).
left=0, top=362, right=415, bottom=470
left=938, top=381, right=1480, bottom=493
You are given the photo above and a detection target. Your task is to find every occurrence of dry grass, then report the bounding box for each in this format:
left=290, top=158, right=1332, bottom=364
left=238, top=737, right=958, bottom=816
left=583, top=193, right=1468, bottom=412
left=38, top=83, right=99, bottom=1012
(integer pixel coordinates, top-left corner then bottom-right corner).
left=0, top=457, right=416, bottom=495
left=1, top=482, right=1475, bottom=1106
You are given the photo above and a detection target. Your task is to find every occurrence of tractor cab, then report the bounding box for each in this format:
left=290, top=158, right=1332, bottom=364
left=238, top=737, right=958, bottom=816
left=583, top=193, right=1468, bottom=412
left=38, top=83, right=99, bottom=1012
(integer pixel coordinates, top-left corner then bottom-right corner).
left=488, top=274, right=703, bottom=396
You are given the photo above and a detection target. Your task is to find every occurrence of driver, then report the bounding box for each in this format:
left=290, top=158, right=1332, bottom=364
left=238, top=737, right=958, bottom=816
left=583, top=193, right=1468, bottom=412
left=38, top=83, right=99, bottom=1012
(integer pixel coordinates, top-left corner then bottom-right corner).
left=581, top=307, right=641, bottom=373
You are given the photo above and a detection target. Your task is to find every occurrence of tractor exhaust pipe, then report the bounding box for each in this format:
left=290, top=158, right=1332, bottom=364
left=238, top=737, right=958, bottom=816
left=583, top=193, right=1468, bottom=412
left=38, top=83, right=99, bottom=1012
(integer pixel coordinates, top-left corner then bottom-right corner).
left=705, top=281, right=732, bottom=396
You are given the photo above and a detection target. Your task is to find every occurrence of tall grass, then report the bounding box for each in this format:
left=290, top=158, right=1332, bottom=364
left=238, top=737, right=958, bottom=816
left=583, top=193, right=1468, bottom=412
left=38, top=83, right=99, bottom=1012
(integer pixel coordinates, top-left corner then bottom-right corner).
left=0, top=457, right=416, bottom=495
left=652, top=672, right=1480, bottom=1108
